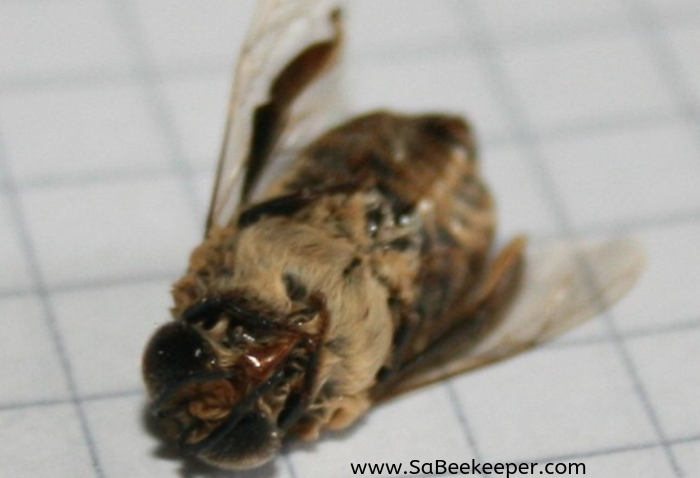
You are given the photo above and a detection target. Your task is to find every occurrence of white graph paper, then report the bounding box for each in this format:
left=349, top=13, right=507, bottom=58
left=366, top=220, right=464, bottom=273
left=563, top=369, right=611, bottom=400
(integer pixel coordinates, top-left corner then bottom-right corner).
left=1, top=1, right=699, bottom=477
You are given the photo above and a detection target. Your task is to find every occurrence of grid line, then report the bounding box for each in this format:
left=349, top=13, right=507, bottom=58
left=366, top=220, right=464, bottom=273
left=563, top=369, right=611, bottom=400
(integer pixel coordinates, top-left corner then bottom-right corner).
left=443, top=383, right=484, bottom=462
left=0, top=389, right=144, bottom=413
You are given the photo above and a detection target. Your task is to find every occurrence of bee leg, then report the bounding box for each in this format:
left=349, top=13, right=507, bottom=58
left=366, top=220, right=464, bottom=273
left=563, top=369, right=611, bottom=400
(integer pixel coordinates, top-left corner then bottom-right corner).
left=277, top=293, right=329, bottom=432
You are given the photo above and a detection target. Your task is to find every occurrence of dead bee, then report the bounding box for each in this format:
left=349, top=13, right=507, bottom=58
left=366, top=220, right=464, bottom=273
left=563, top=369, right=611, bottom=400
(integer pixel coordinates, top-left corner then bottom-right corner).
left=142, top=0, right=644, bottom=470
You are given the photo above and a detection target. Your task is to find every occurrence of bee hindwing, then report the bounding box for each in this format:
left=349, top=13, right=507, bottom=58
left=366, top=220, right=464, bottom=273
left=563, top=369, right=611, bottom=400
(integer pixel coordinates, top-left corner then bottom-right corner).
left=207, top=0, right=344, bottom=231
left=377, top=239, right=645, bottom=400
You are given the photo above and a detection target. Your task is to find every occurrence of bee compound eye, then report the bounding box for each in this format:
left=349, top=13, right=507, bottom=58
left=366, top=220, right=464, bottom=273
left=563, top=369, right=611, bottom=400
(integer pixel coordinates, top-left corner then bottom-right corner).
left=142, top=322, right=217, bottom=400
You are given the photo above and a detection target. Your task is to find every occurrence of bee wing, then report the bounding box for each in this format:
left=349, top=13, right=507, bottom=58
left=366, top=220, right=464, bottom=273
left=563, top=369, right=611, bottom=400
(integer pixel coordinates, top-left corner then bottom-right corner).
left=376, top=239, right=645, bottom=401
left=206, top=0, right=345, bottom=231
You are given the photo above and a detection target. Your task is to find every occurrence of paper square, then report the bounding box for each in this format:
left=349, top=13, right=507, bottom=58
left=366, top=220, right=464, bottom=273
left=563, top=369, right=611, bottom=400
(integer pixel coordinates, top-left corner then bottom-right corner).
left=192, top=170, right=214, bottom=220
left=157, top=74, right=229, bottom=170
left=452, top=343, right=657, bottom=461
left=0, top=0, right=131, bottom=78
left=474, top=0, right=630, bottom=41
left=645, top=0, right=700, bottom=20
left=499, top=34, right=676, bottom=135
left=20, top=177, right=200, bottom=288
left=673, top=441, right=700, bottom=477
left=627, top=329, right=700, bottom=440
left=0, top=404, right=95, bottom=477
left=612, top=220, right=700, bottom=334
left=130, top=0, right=254, bottom=71
left=0, top=83, right=171, bottom=184
left=0, top=196, right=33, bottom=292
left=668, top=23, right=700, bottom=105
left=481, top=143, right=560, bottom=239
left=348, top=0, right=471, bottom=55
left=0, top=296, right=70, bottom=405
left=539, top=122, right=700, bottom=232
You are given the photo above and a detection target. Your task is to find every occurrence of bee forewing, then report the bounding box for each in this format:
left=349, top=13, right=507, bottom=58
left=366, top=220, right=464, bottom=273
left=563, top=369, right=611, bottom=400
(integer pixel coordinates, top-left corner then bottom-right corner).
left=207, top=0, right=345, bottom=231
left=472, top=238, right=645, bottom=352
left=378, top=238, right=646, bottom=400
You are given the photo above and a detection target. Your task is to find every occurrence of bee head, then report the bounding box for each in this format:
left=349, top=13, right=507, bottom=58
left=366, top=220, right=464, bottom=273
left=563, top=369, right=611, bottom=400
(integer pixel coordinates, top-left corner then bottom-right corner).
left=142, top=298, right=315, bottom=469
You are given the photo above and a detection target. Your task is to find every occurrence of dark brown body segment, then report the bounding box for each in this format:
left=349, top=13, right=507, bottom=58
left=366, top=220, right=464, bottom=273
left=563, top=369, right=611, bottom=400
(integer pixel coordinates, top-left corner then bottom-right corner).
left=274, top=112, right=496, bottom=363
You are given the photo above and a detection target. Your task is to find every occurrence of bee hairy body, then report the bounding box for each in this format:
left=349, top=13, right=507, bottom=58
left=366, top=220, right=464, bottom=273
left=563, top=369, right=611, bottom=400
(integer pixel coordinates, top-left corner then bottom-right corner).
left=167, top=111, right=496, bottom=442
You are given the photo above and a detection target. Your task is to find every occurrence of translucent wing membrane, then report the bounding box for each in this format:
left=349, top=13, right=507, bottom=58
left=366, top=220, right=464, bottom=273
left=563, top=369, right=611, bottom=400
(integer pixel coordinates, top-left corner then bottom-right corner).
left=378, top=239, right=646, bottom=400
left=206, top=0, right=344, bottom=231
